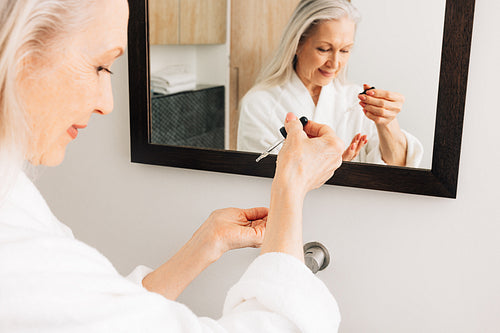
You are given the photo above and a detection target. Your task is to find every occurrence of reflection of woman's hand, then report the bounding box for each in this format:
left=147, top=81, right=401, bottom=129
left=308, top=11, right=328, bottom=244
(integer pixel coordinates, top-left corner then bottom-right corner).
left=357, top=84, right=408, bottom=166
left=275, top=113, right=344, bottom=197
left=193, top=207, right=268, bottom=261
left=342, top=133, right=367, bottom=161
left=358, top=84, right=405, bottom=126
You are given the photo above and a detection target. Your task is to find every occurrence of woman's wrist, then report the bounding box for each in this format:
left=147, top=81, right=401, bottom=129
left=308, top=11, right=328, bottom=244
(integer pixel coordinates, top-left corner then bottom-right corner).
left=272, top=167, right=308, bottom=202
left=376, top=119, right=407, bottom=146
left=376, top=119, right=399, bottom=136
left=261, top=176, right=306, bottom=261
left=142, top=235, right=217, bottom=300
left=376, top=120, right=407, bottom=165
left=189, top=224, right=224, bottom=264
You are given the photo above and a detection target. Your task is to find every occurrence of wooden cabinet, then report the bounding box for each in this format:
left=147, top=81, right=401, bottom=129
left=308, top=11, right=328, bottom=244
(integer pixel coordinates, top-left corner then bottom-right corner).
left=229, top=0, right=300, bottom=149
left=149, top=0, right=227, bottom=45
left=180, top=0, right=227, bottom=44
left=149, top=0, right=179, bottom=45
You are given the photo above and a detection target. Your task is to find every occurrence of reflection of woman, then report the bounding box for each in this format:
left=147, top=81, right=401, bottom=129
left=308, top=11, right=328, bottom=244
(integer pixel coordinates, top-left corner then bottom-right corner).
left=238, top=0, right=423, bottom=167
left=0, top=0, right=344, bottom=331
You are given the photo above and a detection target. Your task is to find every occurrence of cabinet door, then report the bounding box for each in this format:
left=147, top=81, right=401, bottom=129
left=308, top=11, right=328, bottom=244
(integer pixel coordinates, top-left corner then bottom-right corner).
left=149, top=0, right=179, bottom=45
left=229, top=0, right=300, bottom=149
left=180, top=0, right=227, bottom=44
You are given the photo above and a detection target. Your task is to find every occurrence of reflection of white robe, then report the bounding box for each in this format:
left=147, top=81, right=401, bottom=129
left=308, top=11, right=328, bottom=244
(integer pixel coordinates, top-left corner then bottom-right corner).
left=238, top=72, right=423, bottom=167
left=0, top=172, right=340, bottom=332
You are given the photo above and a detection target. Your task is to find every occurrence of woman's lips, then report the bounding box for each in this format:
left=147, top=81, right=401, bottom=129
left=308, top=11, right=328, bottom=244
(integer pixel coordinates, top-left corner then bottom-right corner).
left=67, top=124, right=87, bottom=139
left=319, top=68, right=335, bottom=78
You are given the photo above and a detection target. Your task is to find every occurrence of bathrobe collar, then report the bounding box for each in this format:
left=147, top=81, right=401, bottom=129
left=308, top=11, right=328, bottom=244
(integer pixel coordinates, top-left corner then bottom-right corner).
left=0, top=171, right=73, bottom=237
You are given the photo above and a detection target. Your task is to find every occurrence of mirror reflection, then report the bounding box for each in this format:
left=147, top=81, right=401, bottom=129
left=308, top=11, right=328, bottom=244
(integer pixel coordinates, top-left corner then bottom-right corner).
left=148, top=0, right=445, bottom=169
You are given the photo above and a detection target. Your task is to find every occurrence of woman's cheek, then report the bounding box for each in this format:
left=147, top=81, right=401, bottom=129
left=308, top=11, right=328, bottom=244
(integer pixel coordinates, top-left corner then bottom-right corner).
left=342, top=54, right=350, bottom=66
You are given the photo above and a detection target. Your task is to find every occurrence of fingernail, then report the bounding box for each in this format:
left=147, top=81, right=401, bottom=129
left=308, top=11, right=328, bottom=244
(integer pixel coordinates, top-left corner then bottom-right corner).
left=359, top=95, right=366, bottom=101
left=285, top=113, right=297, bottom=123
left=367, top=90, right=375, bottom=96
left=360, top=102, right=366, bottom=107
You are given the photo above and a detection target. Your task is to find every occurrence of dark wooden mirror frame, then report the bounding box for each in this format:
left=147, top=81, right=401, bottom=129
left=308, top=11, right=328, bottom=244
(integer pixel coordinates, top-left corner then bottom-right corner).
left=127, top=0, right=475, bottom=198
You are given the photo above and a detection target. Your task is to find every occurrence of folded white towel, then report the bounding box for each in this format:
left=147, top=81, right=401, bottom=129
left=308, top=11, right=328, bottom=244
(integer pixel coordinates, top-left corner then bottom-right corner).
left=151, top=81, right=196, bottom=94
left=151, top=70, right=196, bottom=87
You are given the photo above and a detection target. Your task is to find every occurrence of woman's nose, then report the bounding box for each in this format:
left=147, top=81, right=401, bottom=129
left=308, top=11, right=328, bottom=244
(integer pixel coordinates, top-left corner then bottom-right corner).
left=325, top=53, right=339, bottom=69
left=94, top=78, right=114, bottom=115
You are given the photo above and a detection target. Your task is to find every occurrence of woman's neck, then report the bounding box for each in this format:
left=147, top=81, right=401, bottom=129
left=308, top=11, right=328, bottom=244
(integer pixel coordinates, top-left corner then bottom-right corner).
left=294, top=71, right=322, bottom=106
left=308, top=86, right=322, bottom=106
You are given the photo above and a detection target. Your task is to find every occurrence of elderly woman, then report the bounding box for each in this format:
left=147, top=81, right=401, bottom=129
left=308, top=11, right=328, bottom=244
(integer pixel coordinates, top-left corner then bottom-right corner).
left=0, top=0, right=346, bottom=332
left=238, top=0, right=423, bottom=167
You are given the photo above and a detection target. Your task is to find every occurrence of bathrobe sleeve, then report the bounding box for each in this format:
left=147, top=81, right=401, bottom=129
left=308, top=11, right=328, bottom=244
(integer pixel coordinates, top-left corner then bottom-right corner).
left=0, top=225, right=339, bottom=333
left=356, top=128, right=424, bottom=167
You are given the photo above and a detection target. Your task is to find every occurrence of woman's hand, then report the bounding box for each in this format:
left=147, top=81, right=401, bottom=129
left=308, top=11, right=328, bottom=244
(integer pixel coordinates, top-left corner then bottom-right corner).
left=275, top=113, right=344, bottom=197
left=260, top=113, right=344, bottom=260
left=143, top=207, right=267, bottom=300
left=342, top=133, right=367, bottom=161
left=192, top=207, right=268, bottom=261
left=358, top=84, right=404, bottom=126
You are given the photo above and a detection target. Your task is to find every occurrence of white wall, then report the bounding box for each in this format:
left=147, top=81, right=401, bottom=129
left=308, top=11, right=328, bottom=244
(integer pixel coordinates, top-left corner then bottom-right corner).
left=36, top=1, right=500, bottom=332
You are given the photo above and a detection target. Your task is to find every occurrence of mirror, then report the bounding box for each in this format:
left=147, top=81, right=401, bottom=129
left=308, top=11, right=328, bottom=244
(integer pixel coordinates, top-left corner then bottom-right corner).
left=128, top=0, right=475, bottom=198
left=148, top=0, right=445, bottom=170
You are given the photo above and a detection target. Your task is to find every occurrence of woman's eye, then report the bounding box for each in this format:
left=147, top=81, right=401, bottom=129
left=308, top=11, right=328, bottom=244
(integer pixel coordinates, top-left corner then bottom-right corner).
left=97, top=66, right=113, bottom=75
left=317, top=48, right=329, bottom=53
left=341, top=50, right=350, bottom=54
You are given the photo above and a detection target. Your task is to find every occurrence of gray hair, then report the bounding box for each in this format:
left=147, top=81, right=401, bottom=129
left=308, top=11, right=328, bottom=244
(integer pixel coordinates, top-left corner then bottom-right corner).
left=0, top=0, right=95, bottom=201
left=253, top=0, right=361, bottom=90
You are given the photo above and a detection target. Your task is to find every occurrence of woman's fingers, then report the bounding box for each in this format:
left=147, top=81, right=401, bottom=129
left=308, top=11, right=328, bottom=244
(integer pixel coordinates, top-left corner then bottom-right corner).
left=342, top=145, right=356, bottom=161
left=358, top=85, right=404, bottom=126
left=360, top=96, right=402, bottom=112
left=363, top=110, right=380, bottom=123
left=205, top=207, right=268, bottom=253
left=362, top=103, right=393, bottom=118
left=342, top=134, right=367, bottom=161
left=361, top=85, right=404, bottom=102
left=358, top=86, right=404, bottom=115
left=303, top=119, right=337, bottom=138
left=356, top=135, right=368, bottom=153
left=283, top=113, right=306, bottom=140
left=248, top=218, right=267, bottom=247
left=368, top=89, right=403, bottom=102
left=283, top=112, right=337, bottom=140
left=276, top=116, right=344, bottom=194
left=241, top=207, right=269, bottom=222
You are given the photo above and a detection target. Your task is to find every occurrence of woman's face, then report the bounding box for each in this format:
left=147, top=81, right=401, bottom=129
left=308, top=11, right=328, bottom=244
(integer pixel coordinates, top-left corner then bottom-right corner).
left=295, top=17, right=355, bottom=92
left=18, top=0, right=129, bottom=166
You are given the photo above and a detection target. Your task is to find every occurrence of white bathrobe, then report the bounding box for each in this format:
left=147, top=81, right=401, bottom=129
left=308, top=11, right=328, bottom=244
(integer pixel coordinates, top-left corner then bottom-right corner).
left=238, top=72, right=423, bottom=167
left=0, top=171, right=340, bottom=332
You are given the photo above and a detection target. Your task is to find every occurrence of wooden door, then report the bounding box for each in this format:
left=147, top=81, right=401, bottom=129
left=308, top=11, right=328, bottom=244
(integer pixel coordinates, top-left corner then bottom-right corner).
left=149, top=0, right=179, bottom=45
left=229, top=0, right=300, bottom=149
